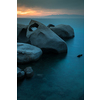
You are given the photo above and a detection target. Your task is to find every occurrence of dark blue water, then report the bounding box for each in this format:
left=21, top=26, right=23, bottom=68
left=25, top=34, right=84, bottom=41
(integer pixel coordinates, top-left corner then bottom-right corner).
left=17, top=18, right=84, bottom=100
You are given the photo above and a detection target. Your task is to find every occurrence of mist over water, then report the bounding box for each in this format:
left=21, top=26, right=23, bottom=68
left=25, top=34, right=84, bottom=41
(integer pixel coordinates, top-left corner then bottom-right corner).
left=17, top=18, right=84, bottom=100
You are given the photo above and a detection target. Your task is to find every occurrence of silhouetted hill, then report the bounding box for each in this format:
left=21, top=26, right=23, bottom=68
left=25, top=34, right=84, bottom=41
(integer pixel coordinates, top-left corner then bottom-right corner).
left=44, top=14, right=84, bottom=18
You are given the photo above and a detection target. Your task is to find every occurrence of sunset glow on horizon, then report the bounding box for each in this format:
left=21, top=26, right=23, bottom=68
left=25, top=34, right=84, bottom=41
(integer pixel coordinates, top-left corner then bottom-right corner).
left=17, top=6, right=83, bottom=18
left=17, top=6, right=71, bottom=18
left=17, top=0, right=84, bottom=18
left=17, top=7, right=83, bottom=18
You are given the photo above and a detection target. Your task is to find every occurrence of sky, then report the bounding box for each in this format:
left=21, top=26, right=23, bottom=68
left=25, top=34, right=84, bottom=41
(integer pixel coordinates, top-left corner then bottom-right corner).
left=17, top=0, right=84, bottom=18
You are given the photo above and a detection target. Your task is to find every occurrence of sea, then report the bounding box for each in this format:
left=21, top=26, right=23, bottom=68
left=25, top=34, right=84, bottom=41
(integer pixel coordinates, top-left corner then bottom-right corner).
left=17, top=18, right=84, bottom=100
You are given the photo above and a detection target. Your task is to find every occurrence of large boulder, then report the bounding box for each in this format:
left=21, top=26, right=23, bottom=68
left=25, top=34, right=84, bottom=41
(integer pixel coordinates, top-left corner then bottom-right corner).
left=17, top=67, right=25, bottom=80
left=26, top=20, right=67, bottom=53
left=17, top=24, right=29, bottom=43
left=50, top=24, right=74, bottom=39
left=17, top=43, right=42, bottom=63
left=24, top=67, right=34, bottom=78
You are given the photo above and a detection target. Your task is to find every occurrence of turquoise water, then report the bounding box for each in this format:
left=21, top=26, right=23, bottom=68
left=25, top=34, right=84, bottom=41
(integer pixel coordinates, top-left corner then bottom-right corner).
left=17, top=18, right=84, bottom=100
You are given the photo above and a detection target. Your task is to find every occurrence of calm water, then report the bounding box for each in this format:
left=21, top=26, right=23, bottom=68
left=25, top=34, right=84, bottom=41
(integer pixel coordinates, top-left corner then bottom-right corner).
left=17, top=18, right=84, bottom=100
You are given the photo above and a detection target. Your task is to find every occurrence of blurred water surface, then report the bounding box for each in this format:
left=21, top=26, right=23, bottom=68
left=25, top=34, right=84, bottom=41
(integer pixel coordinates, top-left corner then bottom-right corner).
left=17, top=18, right=84, bottom=100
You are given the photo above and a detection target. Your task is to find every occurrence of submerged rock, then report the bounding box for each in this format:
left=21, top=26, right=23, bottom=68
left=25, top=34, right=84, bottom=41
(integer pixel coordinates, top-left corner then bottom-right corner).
left=24, top=67, right=34, bottom=78
left=77, top=54, right=82, bottom=57
left=17, top=43, right=42, bottom=63
left=36, top=74, right=44, bottom=78
left=17, top=67, right=25, bottom=80
left=47, top=24, right=55, bottom=28
left=17, top=24, right=29, bottom=43
left=26, top=20, right=67, bottom=53
left=50, top=24, right=74, bottom=39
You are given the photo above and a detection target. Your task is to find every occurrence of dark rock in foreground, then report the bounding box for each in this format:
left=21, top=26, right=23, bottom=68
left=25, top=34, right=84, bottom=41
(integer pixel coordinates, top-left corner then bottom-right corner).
left=17, top=24, right=27, bottom=36
left=50, top=24, right=74, bottom=39
left=47, top=24, right=55, bottom=28
left=17, top=43, right=42, bottom=63
left=17, top=24, right=29, bottom=43
left=24, top=67, right=34, bottom=78
left=17, top=67, right=25, bottom=80
left=77, top=54, right=82, bottom=57
left=26, top=20, right=67, bottom=53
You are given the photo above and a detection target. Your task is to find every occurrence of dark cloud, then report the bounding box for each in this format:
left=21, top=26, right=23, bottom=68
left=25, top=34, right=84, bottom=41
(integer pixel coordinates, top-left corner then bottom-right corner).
left=17, top=0, right=84, bottom=10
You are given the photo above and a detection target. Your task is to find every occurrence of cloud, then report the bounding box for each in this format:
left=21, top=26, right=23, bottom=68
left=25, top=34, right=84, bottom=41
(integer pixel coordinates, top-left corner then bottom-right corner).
left=17, top=5, right=84, bottom=18
left=17, top=0, right=84, bottom=10
left=17, top=0, right=84, bottom=17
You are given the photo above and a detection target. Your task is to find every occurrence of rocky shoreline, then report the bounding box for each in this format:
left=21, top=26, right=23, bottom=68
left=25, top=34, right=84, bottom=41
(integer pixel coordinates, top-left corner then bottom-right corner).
left=17, top=19, right=75, bottom=81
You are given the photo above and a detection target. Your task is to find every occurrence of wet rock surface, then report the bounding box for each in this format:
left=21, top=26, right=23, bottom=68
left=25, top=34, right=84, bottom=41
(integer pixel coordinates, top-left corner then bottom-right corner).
left=17, top=67, right=25, bottom=81
left=26, top=20, right=67, bottom=53
left=50, top=24, right=74, bottom=39
left=17, top=43, right=42, bottom=63
left=24, top=67, right=34, bottom=78
left=17, top=24, right=29, bottom=43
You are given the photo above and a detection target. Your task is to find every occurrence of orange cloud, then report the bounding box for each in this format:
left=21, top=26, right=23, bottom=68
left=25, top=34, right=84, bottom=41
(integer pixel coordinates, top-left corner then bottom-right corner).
left=17, top=6, right=42, bottom=17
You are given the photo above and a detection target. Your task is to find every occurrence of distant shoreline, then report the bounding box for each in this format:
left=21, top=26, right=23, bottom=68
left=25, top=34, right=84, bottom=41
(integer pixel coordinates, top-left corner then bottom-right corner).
left=17, top=14, right=84, bottom=19
left=17, top=17, right=84, bottom=19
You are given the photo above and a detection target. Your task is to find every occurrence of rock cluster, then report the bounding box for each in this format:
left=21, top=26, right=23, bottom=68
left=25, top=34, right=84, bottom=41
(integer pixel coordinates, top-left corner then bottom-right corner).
left=27, top=20, right=67, bottom=53
left=17, top=20, right=75, bottom=81
left=17, top=67, right=25, bottom=80
left=17, top=67, right=34, bottom=81
left=17, top=20, right=75, bottom=63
